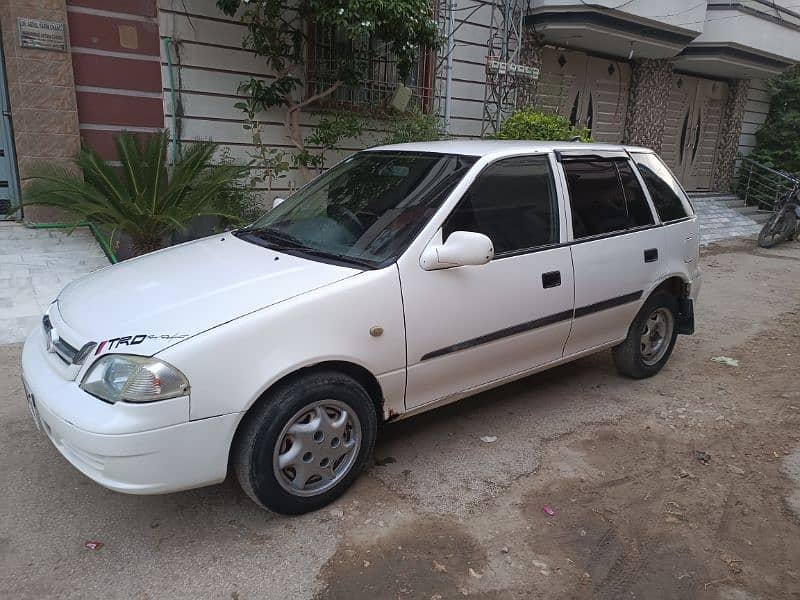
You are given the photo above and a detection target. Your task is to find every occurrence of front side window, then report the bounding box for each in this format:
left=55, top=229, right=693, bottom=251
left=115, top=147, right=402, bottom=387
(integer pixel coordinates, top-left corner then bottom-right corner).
left=563, top=158, right=654, bottom=239
left=239, top=152, right=476, bottom=268
left=443, top=155, right=559, bottom=255
left=631, top=152, right=690, bottom=222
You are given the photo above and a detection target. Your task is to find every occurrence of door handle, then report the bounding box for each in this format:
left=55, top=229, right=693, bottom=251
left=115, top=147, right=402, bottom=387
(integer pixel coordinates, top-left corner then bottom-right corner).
left=644, top=248, right=659, bottom=263
left=542, top=271, right=561, bottom=288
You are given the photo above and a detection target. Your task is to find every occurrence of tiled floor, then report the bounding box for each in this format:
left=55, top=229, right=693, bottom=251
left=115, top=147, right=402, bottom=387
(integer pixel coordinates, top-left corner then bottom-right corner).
left=691, top=198, right=763, bottom=245
left=0, top=222, right=108, bottom=345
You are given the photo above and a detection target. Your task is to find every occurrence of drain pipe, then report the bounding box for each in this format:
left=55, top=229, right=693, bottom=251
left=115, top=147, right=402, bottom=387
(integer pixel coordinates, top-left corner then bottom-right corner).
left=444, top=0, right=456, bottom=133
left=162, top=36, right=180, bottom=161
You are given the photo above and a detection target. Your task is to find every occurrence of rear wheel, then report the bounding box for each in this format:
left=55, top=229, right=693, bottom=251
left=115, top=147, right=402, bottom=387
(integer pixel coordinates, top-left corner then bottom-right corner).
left=758, top=210, right=796, bottom=248
left=613, top=291, right=679, bottom=379
left=233, top=371, right=377, bottom=515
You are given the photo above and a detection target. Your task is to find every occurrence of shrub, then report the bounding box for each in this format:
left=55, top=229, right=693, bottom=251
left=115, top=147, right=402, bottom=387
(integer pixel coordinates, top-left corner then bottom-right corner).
left=23, top=131, right=251, bottom=256
left=494, top=109, right=591, bottom=142
left=381, top=111, right=444, bottom=145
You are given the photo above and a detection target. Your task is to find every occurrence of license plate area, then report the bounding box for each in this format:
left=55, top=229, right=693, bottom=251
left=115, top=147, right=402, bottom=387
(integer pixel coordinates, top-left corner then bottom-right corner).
left=22, top=377, right=42, bottom=432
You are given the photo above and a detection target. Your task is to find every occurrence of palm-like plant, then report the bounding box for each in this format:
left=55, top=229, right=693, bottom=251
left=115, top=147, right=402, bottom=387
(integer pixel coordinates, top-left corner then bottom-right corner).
left=24, top=131, right=252, bottom=256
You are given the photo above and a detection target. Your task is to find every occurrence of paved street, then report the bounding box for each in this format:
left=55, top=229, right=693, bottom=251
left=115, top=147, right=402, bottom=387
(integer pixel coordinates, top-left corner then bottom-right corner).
left=1, top=237, right=799, bottom=599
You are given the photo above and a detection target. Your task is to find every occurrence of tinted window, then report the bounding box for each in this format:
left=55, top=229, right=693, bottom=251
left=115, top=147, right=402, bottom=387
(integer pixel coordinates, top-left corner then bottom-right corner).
left=617, top=161, right=655, bottom=227
left=631, top=152, right=690, bottom=222
left=563, top=158, right=653, bottom=239
left=443, top=155, right=558, bottom=255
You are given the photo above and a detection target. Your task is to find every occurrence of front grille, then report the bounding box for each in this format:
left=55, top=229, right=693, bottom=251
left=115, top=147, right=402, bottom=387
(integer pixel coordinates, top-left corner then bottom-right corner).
left=42, top=315, right=79, bottom=365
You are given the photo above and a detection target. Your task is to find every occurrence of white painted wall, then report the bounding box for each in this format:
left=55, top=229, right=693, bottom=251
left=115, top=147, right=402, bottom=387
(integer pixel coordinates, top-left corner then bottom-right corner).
left=158, top=0, right=493, bottom=189
left=738, top=79, right=771, bottom=156
left=697, top=4, right=800, bottom=63
left=529, top=0, right=707, bottom=34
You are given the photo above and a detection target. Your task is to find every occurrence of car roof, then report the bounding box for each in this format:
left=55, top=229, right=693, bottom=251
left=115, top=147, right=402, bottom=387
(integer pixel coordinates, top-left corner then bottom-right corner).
left=366, top=139, right=654, bottom=158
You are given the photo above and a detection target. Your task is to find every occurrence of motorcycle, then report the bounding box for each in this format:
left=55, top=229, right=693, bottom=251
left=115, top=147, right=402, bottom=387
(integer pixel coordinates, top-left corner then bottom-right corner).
left=757, top=173, right=800, bottom=248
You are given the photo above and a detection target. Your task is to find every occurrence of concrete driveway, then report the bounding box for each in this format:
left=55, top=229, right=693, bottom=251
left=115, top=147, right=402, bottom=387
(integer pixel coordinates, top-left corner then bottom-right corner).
left=2, top=238, right=799, bottom=599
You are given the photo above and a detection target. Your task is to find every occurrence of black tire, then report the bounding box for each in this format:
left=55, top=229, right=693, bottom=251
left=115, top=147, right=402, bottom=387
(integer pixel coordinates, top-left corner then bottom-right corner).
left=612, top=291, right=679, bottom=379
left=233, top=371, right=377, bottom=515
left=758, top=210, right=796, bottom=248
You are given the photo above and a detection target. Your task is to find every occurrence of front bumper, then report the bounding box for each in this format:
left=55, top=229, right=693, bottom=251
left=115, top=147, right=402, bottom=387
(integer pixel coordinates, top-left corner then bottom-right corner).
left=21, top=328, right=240, bottom=494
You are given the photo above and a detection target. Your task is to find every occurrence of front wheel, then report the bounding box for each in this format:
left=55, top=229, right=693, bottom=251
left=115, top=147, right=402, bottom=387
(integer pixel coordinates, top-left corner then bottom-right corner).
left=612, top=291, right=679, bottom=379
left=758, top=210, right=796, bottom=248
left=233, top=371, right=377, bottom=515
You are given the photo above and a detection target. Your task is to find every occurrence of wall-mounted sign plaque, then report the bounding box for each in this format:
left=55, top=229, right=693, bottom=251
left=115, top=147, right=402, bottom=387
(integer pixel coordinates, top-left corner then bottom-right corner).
left=18, top=18, right=66, bottom=52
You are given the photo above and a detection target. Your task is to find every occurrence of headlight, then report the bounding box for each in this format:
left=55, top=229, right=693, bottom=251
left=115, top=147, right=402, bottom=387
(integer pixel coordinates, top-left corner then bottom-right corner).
left=80, top=355, right=189, bottom=403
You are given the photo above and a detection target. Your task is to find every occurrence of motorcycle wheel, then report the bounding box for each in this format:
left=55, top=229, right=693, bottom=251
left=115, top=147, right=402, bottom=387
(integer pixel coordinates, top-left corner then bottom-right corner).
left=758, top=210, right=797, bottom=248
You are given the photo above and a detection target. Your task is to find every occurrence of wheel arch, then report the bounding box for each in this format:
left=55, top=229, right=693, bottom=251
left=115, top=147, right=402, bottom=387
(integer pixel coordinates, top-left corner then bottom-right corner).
left=228, top=360, right=385, bottom=466
left=646, top=274, right=690, bottom=302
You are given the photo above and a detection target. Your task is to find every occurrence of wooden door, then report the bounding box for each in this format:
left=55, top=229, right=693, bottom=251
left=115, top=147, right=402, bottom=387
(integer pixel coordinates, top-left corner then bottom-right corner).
left=534, top=48, right=587, bottom=124
left=662, top=74, right=728, bottom=190
left=580, top=56, right=631, bottom=143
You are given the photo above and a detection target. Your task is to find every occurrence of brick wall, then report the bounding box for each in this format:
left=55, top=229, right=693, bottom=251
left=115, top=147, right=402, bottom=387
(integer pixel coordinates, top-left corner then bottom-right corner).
left=66, top=0, right=163, bottom=160
left=0, top=0, right=80, bottom=221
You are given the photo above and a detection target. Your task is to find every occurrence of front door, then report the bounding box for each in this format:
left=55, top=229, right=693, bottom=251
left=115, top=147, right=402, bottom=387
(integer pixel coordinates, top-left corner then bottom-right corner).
left=401, top=154, right=575, bottom=409
left=661, top=74, right=728, bottom=191
left=0, top=46, right=19, bottom=217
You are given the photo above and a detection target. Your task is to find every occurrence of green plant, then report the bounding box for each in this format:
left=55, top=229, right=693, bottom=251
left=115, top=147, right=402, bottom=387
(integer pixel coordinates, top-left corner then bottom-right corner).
left=217, top=0, right=440, bottom=181
left=494, top=110, right=591, bottom=142
left=381, top=110, right=444, bottom=145
left=749, top=67, right=800, bottom=175
left=23, top=131, right=250, bottom=256
left=296, top=113, right=366, bottom=171
left=214, top=149, right=266, bottom=230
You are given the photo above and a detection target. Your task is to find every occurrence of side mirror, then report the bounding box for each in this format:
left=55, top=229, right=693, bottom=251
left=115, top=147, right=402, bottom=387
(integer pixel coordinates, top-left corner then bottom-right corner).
left=420, top=231, right=494, bottom=271
left=272, top=197, right=286, bottom=208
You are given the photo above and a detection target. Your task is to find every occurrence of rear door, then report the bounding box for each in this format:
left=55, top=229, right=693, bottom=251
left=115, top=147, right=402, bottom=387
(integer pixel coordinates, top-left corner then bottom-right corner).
left=558, top=153, right=665, bottom=355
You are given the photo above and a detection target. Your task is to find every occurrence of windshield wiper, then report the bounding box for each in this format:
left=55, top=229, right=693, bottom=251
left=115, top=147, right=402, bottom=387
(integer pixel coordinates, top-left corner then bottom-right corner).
left=236, top=227, right=376, bottom=270
left=238, top=226, right=305, bottom=248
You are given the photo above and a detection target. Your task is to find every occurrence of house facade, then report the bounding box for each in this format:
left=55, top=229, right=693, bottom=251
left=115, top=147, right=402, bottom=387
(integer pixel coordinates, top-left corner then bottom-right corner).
left=1, top=0, right=799, bottom=219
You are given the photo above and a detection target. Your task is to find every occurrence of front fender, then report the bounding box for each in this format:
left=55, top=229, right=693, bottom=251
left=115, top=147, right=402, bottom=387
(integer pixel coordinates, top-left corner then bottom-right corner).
left=157, top=266, right=407, bottom=421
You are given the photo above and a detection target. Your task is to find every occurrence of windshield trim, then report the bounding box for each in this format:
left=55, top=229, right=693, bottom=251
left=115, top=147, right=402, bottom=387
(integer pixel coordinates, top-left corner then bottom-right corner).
left=233, top=229, right=377, bottom=270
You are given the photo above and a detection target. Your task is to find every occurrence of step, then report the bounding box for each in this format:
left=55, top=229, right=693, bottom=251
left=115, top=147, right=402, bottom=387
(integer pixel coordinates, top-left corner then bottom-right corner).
left=750, top=211, right=771, bottom=224
left=737, top=205, right=762, bottom=216
left=687, top=191, right=740, bottom=200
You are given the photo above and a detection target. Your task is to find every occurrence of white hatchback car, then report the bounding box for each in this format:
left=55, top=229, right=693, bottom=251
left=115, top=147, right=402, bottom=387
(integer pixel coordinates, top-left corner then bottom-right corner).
left=22, top=141, right=700, bottom=514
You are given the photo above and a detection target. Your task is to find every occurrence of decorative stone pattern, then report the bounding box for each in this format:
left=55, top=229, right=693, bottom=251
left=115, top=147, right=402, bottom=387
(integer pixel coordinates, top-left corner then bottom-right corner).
left=0, top=0, right=80, bottom=222
left=622, top=59, right=673, bottom=152
left=712, top=79, right=750, bottom=192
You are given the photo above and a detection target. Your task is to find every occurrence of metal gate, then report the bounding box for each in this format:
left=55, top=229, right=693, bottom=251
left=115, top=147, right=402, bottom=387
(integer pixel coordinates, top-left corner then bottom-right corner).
left=661, top=74, right=728, bottom=191
left=0, top=42, right=19, bottom=217
left=534, top=47, right=631, bottom=143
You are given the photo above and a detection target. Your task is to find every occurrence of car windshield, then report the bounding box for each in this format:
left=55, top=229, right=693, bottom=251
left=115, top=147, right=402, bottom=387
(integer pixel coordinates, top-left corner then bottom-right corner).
left=238, top=151, right=477, bottom=269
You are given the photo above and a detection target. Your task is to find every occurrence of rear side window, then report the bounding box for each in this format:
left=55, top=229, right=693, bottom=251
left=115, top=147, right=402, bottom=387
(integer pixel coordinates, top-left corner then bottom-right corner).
left=444, top=155, right=558, bottom=255
left=563, top=158, right=654, bottom=239
left=631, top=152, right=690, bottom=222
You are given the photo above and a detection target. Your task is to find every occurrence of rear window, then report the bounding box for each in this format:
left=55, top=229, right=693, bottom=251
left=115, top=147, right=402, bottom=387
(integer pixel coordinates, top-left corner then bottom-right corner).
left=563, top=158, right=654, bottom=239
left=631, top=152, right=690, bottom=222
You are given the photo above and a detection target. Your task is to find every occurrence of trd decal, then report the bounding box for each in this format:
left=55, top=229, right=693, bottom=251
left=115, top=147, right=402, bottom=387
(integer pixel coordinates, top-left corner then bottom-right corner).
left=95, top=334, right=189, bottom=355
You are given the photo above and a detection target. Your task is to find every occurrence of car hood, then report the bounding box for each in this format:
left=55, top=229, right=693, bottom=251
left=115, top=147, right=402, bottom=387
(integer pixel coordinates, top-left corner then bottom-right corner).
left=56, top=234, right=359, bottom=354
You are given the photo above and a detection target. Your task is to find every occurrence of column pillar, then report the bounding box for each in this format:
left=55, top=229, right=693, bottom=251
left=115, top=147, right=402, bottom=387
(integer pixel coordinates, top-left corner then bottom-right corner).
left=623, top=58, right=673, bottom=152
